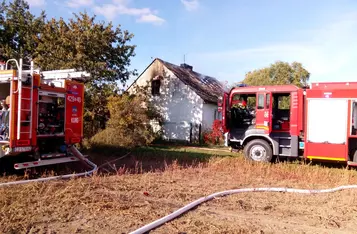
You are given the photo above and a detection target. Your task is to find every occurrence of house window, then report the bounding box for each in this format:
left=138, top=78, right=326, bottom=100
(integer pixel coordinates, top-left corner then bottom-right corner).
left=172, top=81, right=180, bottom=97
left=214, top=110, right=222, bottom=120
left=151, top=78, right=161, bottom=96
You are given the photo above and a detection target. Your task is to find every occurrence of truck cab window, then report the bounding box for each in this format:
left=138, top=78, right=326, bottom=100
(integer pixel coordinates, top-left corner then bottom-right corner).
left=257, top=94, right=264, bottom=109
left=352, top=102, right=357, bottom=135
left=272, top=93, right=291, bottom=131
left=266, top=94, right=270, bottom=109
left=230, top=93, right=256, bottom=128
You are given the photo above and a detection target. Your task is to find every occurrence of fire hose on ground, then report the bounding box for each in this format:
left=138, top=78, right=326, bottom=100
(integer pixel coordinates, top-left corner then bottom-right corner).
left=0, top=145, right=98, bottom=188
left=129, top=185, right=357, bottom=234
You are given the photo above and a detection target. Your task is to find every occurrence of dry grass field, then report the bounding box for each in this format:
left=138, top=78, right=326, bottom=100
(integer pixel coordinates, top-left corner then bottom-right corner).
left=2, top=146, right=357, bottom=234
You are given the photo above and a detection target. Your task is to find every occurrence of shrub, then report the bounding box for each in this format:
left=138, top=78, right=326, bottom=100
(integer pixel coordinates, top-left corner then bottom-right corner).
left=83, top=83, right=115, bottom=138
left=203, top=120, right=224, bottom=145
left=90, top=93, right=162, bottom=149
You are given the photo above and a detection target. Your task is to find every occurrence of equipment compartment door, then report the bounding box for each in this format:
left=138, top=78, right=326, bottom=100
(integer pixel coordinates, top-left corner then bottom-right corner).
left=305, top=98, right=348, bottom=161
left=65, top=81, right=84, bottom=144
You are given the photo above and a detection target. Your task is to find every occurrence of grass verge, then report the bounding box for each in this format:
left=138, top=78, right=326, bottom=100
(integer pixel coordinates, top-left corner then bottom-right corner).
left=1, top=145, right=357, bottom=233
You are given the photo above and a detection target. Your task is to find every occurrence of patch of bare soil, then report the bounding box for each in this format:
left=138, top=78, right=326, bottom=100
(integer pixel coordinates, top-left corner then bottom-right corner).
left=2, top=151, right=357, bottom=234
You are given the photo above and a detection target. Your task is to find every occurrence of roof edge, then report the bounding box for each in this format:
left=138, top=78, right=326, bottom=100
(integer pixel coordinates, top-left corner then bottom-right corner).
left=126, top=58, right=159, bottom=92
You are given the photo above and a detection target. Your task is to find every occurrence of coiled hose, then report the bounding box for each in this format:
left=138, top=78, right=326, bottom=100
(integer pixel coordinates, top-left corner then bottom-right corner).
left=129, top=185, right=357, bottom=234
left=0, top=145, right=98, bottom=188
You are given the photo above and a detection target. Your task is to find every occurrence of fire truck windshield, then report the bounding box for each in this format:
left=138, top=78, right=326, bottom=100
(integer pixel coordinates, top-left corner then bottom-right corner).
left=231, top=93, right=256, bottom=128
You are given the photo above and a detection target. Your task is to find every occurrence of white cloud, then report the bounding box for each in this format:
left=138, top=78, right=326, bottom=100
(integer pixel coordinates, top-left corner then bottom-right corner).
left=113, top=0, right=131, bottom=5
left=92, top=4, right=118, bottom=21
left=137, top=14, right=165, bottom=25
left=190, top=12, right=357, bottom=83
left=181, top=0, right=199, bottom=11
left=93, top=0, right=165, bottom=25
left=66, top=0, right=94, bottom=8
left=117, top=6, right=151, bottom=16
left=26, top=0, right=46, bottom=7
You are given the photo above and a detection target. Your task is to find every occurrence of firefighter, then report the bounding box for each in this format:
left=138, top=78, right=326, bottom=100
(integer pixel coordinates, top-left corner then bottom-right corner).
left=0, top=100, right=5, bottom=138
left=0, top=96, right=10, bottom=139
left=0, top=99, right=4, bottom=115
left=240, top=95, right=247, bottom=108
left=0, top=100, right=4, bottom=130
left=231, top=95, right=249, bottom=127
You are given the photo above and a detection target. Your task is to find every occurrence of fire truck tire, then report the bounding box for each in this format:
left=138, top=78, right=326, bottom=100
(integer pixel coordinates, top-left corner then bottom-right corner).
left=243, top=139, right=273, bottom=162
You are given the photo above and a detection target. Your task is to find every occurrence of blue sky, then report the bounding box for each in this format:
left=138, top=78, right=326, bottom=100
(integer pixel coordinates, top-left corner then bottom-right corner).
left=26, top=0, right=357, bottom=87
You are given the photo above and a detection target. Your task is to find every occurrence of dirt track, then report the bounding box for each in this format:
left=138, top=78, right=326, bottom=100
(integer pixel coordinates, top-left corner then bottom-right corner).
left=2, top=149, right=357, bottom=233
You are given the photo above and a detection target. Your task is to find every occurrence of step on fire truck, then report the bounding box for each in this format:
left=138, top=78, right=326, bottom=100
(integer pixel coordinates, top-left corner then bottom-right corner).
left=0, top=58, right=89, bottom=170
left=218, top=82, right=357, bottom=166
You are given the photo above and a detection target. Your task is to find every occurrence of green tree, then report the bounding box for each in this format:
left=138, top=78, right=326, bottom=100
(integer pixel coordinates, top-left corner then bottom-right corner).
left=84, top=83, right=118, bottom=137
left=229, top=61, right=310, bottom=109
left=90, top=93, right=162, bottom=149
left=35, top=12, right=136, bottom=85
left=290, top=61, right=309, bottom=86
left=242, top=61, right=310, bottom=87
left=1, top=2, right=136, bottom=138
left=0, top=0, right=45, bottom=63
left=34, top=12, right=136, bottom=138
left=243, top=67, right=271, bottom=86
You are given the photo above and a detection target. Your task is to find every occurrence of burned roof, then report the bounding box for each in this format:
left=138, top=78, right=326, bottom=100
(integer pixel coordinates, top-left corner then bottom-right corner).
left=157, top=58, right=224, bottom=103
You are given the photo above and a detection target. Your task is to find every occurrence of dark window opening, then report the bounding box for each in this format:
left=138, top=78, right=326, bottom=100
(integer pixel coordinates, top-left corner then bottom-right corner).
left=151, top=79, right=161, bottom=96
left=214, top=110, right=222, bottom=120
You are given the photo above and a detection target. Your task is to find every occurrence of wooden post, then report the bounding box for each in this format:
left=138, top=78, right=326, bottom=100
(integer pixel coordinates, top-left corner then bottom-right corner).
left=198, top=124, right=202, bottom=145
left=189, top=122, right=192, bottom=144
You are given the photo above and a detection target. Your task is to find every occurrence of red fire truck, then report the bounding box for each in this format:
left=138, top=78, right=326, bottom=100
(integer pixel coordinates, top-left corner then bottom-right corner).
left=218, top=82, right=357, bottom=166
left=0, top=58, right=89, bottom=170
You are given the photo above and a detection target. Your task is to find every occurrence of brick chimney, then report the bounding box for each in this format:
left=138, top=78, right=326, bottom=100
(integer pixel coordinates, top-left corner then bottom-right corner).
left=180, top=63, right=193, bottom=71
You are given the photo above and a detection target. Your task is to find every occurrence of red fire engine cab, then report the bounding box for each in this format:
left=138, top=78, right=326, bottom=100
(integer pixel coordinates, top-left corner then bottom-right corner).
left=0, top=58, right=89, bottom=170
left=218, top=82, right=357, bottom=165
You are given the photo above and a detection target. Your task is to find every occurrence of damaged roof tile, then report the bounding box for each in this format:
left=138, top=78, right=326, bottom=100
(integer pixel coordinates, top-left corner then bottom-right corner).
left=157, top=58, right=224, bottom=103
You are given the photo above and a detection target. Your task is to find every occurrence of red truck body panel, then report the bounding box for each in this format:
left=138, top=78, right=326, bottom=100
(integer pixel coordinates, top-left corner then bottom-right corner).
left=65, top=80, right=85, bottom=144
left=303, top=86, right=357, bottom=162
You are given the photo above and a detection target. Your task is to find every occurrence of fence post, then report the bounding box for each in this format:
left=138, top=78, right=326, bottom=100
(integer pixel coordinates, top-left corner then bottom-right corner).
left=198, top=124, right=202, bottom=145
left=189, top=122, right=193, bottom=144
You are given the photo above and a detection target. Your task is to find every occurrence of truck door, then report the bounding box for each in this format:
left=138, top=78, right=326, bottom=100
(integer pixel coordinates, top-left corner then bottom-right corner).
left=255, top=92, right=272, bottom=134
left=65, top=80, right=84, bottom=145
left=218, top=93, right=230, bottom=133
left=265, top=92, right=272, bottom=132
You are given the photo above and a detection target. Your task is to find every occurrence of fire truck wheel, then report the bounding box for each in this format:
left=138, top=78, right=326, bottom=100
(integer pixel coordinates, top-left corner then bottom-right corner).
left=244, top=139, right=273, bottom=162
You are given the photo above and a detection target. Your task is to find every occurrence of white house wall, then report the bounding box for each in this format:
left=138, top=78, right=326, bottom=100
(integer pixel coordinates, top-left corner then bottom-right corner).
left=128, top=60, right=203, bottom=142
left=202, top=103, right=218, bottom=132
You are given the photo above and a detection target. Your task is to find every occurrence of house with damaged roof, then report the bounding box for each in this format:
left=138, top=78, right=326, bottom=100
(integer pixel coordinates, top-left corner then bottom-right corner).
left=127, top=58, right=225, bottom=143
